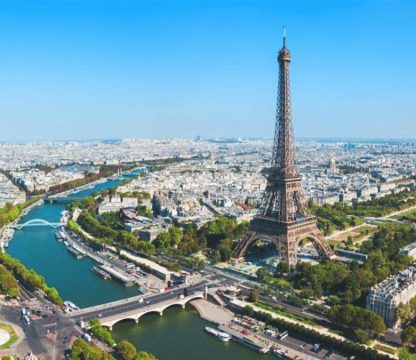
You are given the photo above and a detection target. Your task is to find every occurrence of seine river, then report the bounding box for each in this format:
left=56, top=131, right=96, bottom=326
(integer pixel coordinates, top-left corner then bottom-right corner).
left=6, top=174, right=273, bottom=360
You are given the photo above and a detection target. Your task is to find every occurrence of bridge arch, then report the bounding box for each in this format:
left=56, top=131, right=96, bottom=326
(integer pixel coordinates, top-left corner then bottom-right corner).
left=295, top=233, right=330, bottom=259
left=234, top=230, right=332, bottom=270
left=160, top=303, right=186, bottom=313
left=136, top=310, right=164, bottom=321
left=106, top=317, right=138, bottom=329
left=14, top=218, right=62, bottom=229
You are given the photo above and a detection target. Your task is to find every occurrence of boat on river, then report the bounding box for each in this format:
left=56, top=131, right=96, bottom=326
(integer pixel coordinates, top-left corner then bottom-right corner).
left=67, top=246, right=85, bottom=259
left=273, top=348, right=292, bottom=359
left=55, top=231, right=63, bottom=242
left=92, top=266, right=111, bottom=280
left=205, top=327, right=231, bottom=342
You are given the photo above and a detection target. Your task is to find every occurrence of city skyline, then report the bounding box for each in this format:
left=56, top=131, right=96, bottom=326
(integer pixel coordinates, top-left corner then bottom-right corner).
left=0, top=0, right=415, bottom=141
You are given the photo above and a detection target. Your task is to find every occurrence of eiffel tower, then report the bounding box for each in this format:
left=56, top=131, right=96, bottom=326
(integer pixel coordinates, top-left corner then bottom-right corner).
left=232, top=30, right=334, bottom=270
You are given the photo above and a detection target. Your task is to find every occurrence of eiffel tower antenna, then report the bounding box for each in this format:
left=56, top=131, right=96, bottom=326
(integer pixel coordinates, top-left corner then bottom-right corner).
left=283, top=26, right=286, bottom=47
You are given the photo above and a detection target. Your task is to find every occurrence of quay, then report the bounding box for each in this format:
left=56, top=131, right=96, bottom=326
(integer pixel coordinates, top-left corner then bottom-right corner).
left=99, top=265, right=135, bottom=286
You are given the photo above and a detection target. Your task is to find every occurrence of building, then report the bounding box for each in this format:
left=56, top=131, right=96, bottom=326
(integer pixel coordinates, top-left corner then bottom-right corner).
left=366, top=264, right=416, bottom=328
left=98, top=195, right=138, bottom=215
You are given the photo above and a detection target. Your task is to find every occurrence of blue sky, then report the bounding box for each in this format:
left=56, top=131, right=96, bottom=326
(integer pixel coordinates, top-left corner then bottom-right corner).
left=0, top=0, right=415, bottom=141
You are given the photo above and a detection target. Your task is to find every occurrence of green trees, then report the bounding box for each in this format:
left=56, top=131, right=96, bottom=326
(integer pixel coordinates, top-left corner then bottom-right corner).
left=78, top=211, right=118, bottom=240
left=70, top=338, right=115, bottom=360
left=154, top=227, right=182, bottom=249
left=256, top=267, right=272, bottom=282
left=89, top=318, right=116, bottom=347
left=310, top=188, right=416, bottom=234
left=0, top=196, right=41, bottom=227
left=117, top=340, right=137, bottom=360
left=245, top=307, right=391, bottom=360
left=0, top=265, right=20, bottom=297
left=248, top=288, right=259, bottom=303
left=401, top=326, right=416, bottom=347
left=398, top=347, right=413, bottom=360
left=116, top=340, right=157, bottom=360
left=0, top=253, right=62, bottom=305
left=328, top=304, right=386, bottom=341
left=293, top=225, right=416, bottom=304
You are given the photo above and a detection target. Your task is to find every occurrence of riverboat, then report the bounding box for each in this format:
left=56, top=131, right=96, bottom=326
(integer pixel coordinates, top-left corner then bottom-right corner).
left=204, top=327, right=231, bottom=342
left=92, top=266, right=111, bottom=280
left=233, top=336, right=271, bottom=354
left=55, top=231, right=63, bottom=242
left=273, top=348, right=292, bottom=359
left=64, top=301, right=80, bottom=311
left=67, top=246, right=85, bottom=259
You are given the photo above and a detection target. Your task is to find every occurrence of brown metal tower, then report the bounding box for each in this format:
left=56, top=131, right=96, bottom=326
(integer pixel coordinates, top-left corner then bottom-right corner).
left=232, top=30, right=334, bottom=270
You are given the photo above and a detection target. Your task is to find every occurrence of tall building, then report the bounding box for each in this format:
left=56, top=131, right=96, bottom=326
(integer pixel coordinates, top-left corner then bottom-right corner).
left=232, top=31, right=334, bottom=269
left=367, top=264, right=416, bottom=328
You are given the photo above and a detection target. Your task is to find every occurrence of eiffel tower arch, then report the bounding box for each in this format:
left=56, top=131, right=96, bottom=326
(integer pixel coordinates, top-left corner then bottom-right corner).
left=232, top=30, right=334, bottom=270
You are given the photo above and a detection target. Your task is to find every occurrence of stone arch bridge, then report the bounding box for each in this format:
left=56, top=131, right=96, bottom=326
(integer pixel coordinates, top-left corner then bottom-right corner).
left=79, top=292, right=204, bottom=330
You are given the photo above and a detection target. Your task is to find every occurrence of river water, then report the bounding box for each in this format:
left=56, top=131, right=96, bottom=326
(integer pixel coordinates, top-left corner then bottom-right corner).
left=6, top=173, right=273, bottom=360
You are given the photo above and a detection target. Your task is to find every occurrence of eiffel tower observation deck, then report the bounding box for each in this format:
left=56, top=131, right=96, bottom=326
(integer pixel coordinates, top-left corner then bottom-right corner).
left=232, top=29, right=334, bottom=270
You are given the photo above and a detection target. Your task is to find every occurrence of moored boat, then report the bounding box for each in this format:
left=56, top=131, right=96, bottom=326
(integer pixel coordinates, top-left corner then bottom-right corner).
left=204, top=327, right=231, bottom=342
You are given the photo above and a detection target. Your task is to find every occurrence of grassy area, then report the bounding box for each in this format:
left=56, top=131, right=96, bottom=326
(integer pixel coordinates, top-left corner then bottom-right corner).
left=373, top=343, right=397, bottom=355
left=0, top=322, right=19, bottom=349
left=255, top=302, right=316, bottom=326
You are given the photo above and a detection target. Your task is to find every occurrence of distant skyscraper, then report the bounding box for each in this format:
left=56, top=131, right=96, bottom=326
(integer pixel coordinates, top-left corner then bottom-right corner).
left=233, top=31, right=334, bottom=270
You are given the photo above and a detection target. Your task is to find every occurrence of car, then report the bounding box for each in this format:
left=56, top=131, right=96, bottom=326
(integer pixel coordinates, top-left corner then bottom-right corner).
left=98, top=313, right=102, bottom=318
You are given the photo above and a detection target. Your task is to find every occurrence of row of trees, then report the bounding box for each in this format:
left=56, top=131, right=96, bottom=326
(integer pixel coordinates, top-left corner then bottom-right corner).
left=152, top=216, right=249, bottom=261
left=311, top=187, right=416, bottom=234
left=48, top=165, right=129, bottom=195
left=0, top=196, right=40, bottom=228
left=89, top=318, right=116, bottom=347
left=244, top=306, right=392, bottom=360
left=0, top=265, right=19, bottom=297
left=294, top=224, right=416, bottom=304
left=328, top=304, right=386, bottom=343
left=397, top=296, right=416, bottom=323
left=70, top=332, right=156, bottom=360
left=311, top=202, right=363, bottom=235
left=0, top=253, right=62, bottom=305
left=76, top=210, right=157, bottom=255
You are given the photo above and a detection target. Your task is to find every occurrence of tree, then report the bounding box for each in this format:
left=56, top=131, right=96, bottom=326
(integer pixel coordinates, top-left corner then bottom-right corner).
left=397, top=303, right=412, bottom=323
left=70, top=338, right=115, bottom=360
left=213, top=250, right=221, bottom=263
left=117, top=340, right=137, bottom=360
left=328, top=304, right=386, bottom=338
left=256, top=267, right=271, bottom=282
left=354, top=329, right=369, bottom=344
left=248, top=289, right=259, bottom=303
left=398, top=347, right=413, bottom=360
left=244, top=305, right=254, bottom=317
left=276, top=261, right=289, bottom=275
left=401, top=326, right=416, bottom=347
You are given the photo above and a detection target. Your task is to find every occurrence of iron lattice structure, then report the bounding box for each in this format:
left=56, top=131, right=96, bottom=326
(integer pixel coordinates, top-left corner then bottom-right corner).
left=232, top=34, right=334, bottom=270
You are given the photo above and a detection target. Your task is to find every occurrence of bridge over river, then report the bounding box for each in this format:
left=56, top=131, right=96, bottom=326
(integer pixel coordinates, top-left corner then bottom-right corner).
left=9, top=218, right=63, bottom=230
left=68, top=282, right=210, bottom=330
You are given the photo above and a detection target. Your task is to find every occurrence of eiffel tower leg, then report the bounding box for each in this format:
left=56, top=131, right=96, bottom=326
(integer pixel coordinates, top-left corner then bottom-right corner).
left=232, top=231, right=259, bottom=259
